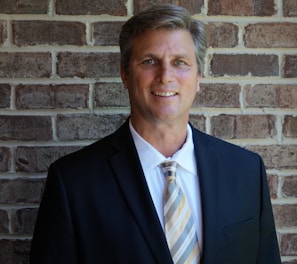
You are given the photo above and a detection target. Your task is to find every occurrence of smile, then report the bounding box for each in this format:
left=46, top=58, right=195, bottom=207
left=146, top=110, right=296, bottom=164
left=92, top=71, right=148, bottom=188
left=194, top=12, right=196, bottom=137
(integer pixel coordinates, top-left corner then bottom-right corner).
left=152, top=91, right=177, bottom=97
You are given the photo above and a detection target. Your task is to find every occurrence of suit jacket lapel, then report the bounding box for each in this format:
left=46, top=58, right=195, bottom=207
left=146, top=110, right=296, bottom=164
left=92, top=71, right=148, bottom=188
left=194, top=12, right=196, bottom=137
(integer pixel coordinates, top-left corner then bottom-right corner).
left=108, top=121, right=173, bottom=263
left=192, top=127, right=220, bottom=264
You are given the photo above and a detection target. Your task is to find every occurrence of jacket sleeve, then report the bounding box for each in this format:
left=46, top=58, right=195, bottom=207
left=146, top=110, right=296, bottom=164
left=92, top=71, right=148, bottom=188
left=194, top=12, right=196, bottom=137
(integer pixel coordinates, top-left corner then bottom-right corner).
left=257, top=156, right=281, bottom=264
left=30, top=163, right=78, bottom=264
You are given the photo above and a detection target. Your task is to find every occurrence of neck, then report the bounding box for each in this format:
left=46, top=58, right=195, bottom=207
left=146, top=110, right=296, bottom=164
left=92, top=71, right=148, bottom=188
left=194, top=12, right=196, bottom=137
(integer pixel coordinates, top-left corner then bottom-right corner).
left=130, top=117, right=188, bottom=158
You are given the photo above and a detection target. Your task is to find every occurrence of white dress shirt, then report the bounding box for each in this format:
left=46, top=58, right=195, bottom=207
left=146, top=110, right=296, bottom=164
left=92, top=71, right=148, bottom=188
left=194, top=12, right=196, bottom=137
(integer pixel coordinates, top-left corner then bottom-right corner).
left=129, top=121, right=203, bottom=248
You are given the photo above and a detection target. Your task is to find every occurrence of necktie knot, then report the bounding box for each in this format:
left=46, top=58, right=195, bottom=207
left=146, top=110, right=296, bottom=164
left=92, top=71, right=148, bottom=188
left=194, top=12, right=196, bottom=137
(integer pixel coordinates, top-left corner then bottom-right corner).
left=160, top=161, right=177, bottom=179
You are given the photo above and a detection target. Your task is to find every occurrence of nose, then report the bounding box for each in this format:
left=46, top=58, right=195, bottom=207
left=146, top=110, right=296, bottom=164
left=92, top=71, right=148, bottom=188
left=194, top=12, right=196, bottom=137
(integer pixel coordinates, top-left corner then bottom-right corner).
left=157, top=62, right=173, bottom=84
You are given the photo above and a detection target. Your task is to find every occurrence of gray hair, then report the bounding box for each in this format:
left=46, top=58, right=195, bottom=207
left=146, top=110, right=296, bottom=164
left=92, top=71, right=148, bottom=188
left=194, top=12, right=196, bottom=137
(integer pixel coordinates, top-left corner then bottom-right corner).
left=119, top=4, right=208, bottom=75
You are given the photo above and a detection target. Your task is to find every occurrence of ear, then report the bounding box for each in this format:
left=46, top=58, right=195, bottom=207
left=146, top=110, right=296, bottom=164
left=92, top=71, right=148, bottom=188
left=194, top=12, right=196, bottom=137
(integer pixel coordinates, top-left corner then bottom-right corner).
left=196, top=74, right=202, bottom=93
left=120, top=65, right=128, bottom=89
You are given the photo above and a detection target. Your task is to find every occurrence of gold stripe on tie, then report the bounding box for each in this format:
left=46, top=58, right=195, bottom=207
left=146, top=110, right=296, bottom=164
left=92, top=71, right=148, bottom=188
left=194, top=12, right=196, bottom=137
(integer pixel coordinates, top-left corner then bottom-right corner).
left=161, top=161, right=200, bottom=264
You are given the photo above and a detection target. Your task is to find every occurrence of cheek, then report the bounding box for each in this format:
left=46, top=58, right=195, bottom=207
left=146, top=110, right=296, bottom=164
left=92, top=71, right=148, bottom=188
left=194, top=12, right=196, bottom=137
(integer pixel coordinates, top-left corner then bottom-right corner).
left=126, top=74, right=149, bottom=97
left=133, top=71, right=155, bottom=89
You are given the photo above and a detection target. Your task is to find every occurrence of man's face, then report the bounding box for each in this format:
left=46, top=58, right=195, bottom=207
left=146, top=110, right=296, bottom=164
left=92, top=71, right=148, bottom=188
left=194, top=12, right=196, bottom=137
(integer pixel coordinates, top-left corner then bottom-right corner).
left=121, top=29, right=201, bottom=126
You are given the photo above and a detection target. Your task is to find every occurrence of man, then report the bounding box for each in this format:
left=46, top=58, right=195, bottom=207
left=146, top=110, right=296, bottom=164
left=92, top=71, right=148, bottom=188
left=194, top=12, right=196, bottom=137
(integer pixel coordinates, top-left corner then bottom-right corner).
left=30, top=4, right=281, bottom=264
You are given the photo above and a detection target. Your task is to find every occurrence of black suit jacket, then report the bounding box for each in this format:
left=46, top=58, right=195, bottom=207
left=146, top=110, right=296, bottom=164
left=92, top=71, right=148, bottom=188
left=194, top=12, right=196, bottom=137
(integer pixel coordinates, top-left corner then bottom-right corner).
left=30, top=120, right=281, bottom=263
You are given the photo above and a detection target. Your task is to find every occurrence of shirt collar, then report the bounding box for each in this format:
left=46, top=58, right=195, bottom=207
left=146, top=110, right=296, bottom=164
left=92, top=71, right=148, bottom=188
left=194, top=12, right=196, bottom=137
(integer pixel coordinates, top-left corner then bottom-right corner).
left=129, top=121, right=196, bottom=175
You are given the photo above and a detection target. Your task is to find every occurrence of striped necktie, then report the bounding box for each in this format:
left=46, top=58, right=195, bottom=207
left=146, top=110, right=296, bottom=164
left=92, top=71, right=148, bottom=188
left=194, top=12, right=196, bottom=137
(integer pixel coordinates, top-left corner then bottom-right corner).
left=161, top=161, right=200, bottom=264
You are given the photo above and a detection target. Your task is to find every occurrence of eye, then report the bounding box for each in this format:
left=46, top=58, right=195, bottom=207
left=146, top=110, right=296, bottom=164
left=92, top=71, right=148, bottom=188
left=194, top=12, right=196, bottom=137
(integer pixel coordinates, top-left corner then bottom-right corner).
left=174, top=59, right=187, bottom=66
left=142, top=58, right=157, bottom=65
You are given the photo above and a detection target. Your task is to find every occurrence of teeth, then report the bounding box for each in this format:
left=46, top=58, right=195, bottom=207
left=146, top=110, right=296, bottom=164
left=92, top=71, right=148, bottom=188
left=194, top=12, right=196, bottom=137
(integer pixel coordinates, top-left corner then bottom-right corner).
left=153, top=91, right=176, bottom=97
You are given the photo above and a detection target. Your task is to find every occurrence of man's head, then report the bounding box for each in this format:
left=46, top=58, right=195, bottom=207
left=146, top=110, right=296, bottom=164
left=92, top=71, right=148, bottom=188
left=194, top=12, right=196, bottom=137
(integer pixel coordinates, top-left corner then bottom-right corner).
left=119, top=4, right=208, bottom=75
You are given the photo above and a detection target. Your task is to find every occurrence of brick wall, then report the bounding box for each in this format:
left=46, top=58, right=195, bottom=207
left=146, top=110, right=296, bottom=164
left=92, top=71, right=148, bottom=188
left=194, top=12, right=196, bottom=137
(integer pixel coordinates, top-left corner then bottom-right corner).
left=0, top=0, right=296, bottom=263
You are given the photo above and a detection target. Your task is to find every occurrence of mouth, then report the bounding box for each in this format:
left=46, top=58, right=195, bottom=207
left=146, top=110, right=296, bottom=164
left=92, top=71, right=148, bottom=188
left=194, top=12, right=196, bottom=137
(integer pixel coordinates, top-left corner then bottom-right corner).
left=151, top=91, right=177, bottom=97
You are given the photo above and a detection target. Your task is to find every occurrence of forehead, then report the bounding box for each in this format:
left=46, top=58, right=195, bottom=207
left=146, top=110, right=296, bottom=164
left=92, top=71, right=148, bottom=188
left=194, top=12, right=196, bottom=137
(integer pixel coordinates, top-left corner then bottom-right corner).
left=130, top=29, right=196, bottom=55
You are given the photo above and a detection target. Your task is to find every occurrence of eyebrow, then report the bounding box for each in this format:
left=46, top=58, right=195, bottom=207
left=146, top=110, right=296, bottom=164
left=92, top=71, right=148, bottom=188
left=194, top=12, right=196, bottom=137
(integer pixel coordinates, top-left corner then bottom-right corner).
left=140, top=53, right=192, bottom=60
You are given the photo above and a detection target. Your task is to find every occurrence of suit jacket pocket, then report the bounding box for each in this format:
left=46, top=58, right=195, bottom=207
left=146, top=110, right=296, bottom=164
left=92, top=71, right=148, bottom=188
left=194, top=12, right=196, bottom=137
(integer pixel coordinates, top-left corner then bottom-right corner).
left=220, top=218, right=259, bottom=263
left=223, top=218, right=258, bottom=241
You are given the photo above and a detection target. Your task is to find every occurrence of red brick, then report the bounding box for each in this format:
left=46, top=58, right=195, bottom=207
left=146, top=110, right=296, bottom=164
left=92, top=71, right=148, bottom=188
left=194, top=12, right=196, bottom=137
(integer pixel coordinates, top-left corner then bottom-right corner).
left=57, top=114, right=127, bottom=140
left=0, top=21, right=7, bottom=45
left=277, top=86, right=297, bottom=108
left=16, top=146, right=81, bottom=173
left=0, top=53, right=51, bottom=78
left=211, top=115, right=234, bottom=138
left=208, top=0, right=275, bottom=16
left=211, top=114, right=276, bottom=139
left=210, top=54, right=279, bottom=77
left=283, top=176, right=297, bottom=198
left=194, top=83, right=240, bottom=108
left=57, top=52, right=120, bottom=78
left=0, top=240, right=31, bottom=264
left=245, top=84, right=297, bottom=108
left=283, top=116, right=297, bottom=138
left=15, top=84, right=89, bottom=109
left=189, top=114, right=206, bottom=132
left=283, top=0, right=297, bottom=17
left=94, top=82, right=129, bottom=107
left=56, top=0, right=127, bottom=15
left=13, top=21, right=86, bottom=46
left=273, top=204, right=297, bottom=228
left=11, top=208, right=38, bottom=234
left=0, top=179, right=45, bottom=204
left=245, top=84, right=276, bottom=108
left=244, top=23, right=297, bottom=48
left=280, top=234, right=297, bottom=256
left=0, top=115, right=52, bottom=141
left=93, top=22, right=124, bottom=46
left=206, top=23, right=238, bottom=48
left=175, top=0, right=204, bottom=14
left=267, top=174, right=278, bottom=199
left=248, top=145, right=297, bottom=170
left=0, top=0, right=49, bottom=14
left=284, top=55, right=297, bottom=78
left=0, top=147, right=11, bottom=172
left=134, top=0, right=203, bottom=14
left=0, top=84, right=10, bottom=108
left=0, top=210, right=9, bottom=233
